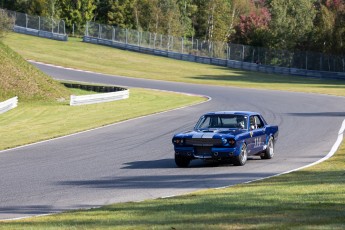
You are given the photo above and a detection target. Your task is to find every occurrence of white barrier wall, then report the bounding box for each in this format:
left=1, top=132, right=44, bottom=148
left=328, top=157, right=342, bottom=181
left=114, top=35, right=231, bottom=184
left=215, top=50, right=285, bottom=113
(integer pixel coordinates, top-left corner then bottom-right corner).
left=0, top=97, right=18, bottom=114
left=70, top=90, right=129, bottom=106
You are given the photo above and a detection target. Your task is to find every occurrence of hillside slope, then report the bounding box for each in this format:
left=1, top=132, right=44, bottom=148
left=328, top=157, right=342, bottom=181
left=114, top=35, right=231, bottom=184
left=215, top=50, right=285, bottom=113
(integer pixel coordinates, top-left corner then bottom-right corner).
left=0, top=42, right=69, bottom=102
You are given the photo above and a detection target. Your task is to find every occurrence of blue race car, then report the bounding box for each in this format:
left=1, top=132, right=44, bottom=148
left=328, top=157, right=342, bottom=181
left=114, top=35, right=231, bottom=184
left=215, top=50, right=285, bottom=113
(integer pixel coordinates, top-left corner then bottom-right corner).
left=172, top=111, right=278, bottom=167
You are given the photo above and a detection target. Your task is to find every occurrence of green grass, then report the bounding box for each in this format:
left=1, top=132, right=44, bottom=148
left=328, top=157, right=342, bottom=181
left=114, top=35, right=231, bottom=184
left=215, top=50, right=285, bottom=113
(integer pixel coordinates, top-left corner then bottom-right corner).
left=1, top=139, right=344, bottom=229
left=0, top=88, right=205, bottom=150
left=3, top=33, right=345, bottom=97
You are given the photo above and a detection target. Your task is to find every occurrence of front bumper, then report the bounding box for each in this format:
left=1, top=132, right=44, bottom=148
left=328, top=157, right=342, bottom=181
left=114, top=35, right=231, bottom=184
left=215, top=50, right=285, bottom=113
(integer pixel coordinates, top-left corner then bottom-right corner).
left=174, top=146, right=237, bottom=160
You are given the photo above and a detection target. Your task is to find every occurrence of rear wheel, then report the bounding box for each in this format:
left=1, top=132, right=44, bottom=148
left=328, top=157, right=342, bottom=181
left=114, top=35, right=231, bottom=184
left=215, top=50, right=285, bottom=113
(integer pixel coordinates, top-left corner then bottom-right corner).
left=261, top=137, right=274, bottom=159
left=175, top=155, right=190, bottom=168
left=233, top=144, right=247, bottom=166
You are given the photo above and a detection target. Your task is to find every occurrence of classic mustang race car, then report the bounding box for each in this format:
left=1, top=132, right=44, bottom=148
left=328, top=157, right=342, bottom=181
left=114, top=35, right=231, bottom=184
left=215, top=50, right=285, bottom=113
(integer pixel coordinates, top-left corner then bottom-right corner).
left=172, top=111, right=279, bottom=167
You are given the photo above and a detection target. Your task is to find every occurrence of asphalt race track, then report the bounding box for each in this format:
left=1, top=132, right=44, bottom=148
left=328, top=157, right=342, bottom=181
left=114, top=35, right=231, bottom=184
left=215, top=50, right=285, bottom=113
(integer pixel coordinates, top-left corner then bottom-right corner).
left=1, top=62, right=345, bottom=220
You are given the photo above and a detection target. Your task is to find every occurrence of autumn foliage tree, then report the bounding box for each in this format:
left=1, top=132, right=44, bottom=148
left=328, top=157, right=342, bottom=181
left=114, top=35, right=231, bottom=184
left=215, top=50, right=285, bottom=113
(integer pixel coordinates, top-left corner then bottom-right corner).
left=231, top=0, right=271, bottom=46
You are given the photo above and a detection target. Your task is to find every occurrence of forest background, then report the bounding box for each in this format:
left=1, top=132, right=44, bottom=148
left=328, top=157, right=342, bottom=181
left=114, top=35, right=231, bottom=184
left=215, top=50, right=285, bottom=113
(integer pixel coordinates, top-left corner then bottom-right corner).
left=1, top=0, right=345, bottom=56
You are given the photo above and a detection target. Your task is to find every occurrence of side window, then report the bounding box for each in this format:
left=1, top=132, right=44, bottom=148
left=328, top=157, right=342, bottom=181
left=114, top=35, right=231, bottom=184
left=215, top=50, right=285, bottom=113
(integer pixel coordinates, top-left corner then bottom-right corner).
left=255, top=116, right=264, bottom=129
left=249, top=116, right=256, bottom=130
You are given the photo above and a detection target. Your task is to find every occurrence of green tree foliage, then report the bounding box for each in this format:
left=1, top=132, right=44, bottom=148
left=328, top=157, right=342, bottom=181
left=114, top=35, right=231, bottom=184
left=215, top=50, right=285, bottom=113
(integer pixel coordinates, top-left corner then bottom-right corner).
left=313, top=0, right=345, bottom=55
left=107, top=0, right=136, bottom=28
left=267, top=0, right=316, bottom=50
left=191, top=0, right=232, bottom=42
left=176, top=0, right=197, bottom=37
left=58, top=0, right=96, bottom=34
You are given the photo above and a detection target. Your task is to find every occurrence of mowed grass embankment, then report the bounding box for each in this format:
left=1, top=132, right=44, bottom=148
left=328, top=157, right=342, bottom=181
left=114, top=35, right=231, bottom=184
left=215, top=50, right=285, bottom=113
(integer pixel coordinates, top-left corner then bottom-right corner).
left=3, top=33, right=345, bottom=97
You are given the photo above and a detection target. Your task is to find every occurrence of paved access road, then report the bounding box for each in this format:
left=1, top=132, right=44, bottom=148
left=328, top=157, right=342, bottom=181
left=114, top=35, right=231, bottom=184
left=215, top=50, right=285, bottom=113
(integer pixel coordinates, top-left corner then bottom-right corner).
left=1, top=62, right=344, bottom=220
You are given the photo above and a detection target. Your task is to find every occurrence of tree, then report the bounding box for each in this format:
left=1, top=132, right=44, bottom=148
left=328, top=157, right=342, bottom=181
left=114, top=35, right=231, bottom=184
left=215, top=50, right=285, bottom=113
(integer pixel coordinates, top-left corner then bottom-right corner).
left=313, top=0, right=345, bottom=55
left=176, top=0, right=197, bottom=37
left=267, top=0, right=316, bottom=50
left=107, top=0, right=136, bottom=28
left=192, top=0, right=232, bottom=42
left=58, top=0, right=96, bottom=34
left=231, top=0, right=271, bottom=46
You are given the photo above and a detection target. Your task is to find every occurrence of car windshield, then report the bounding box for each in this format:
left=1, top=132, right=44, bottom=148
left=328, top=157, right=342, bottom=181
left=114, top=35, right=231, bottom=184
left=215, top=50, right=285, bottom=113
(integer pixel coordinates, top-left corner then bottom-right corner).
left=195, top=114, right=248, bottom=130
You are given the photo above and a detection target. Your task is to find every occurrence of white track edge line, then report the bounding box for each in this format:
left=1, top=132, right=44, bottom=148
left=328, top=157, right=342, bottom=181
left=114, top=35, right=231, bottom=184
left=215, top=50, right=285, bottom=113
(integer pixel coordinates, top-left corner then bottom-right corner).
left=214, top=118, right=345, bottom=190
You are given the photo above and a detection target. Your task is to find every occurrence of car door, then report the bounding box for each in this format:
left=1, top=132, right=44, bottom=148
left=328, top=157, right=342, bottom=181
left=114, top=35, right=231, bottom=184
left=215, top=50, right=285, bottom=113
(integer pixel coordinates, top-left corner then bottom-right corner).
left=248, top=115, right=266, bottom=154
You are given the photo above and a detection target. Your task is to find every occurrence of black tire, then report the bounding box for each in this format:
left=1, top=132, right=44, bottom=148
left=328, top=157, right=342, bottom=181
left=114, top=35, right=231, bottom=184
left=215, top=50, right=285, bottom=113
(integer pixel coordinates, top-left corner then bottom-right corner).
left=233, top=144, right=247, bottom=166
left=261, top=137, right=274, bottom=159
left=175, top=155, right=190, bottom=168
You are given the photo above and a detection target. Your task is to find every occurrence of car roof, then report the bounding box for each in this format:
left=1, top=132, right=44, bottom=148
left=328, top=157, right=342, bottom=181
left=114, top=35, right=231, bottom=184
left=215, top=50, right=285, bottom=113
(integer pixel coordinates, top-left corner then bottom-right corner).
left=202, top=111, right=259, bottom=116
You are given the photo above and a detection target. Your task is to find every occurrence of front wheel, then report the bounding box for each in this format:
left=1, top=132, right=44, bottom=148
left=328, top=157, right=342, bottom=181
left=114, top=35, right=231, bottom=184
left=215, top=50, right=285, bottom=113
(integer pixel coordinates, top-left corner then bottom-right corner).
left=233, top=144, right=247, bottom=166
left=261, top=137, right=274, bottom=159
left=175, top=155, right=190, bottom=168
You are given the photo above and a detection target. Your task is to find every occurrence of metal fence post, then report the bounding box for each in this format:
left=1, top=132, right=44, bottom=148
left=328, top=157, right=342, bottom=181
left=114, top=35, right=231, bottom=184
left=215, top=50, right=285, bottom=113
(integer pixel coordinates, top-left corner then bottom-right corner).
left=38, top=16, right=40, bottom=31
left=181, top=37, right=184, bottom=54
left=160, top=34, right=162, bottom=49
left=242, top=45, right=245, bottom=61
left=112, top=27, right=115, bottom=41
left=126, top=28, right=128, bottom=44
left=84, top=22, right=90, bottom=37
left=196, top=39, right=198, bottom=55
left=25, top=14, right=28, bottom=28
left=154, top=33, right=156, bottom=49
left=98, top=24, right=101, bottom=39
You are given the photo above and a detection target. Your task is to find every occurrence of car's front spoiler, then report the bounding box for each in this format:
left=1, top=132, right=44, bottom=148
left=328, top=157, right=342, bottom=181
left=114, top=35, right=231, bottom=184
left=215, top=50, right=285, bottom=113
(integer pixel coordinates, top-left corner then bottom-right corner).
left=174, top=146, right=237, bottom=159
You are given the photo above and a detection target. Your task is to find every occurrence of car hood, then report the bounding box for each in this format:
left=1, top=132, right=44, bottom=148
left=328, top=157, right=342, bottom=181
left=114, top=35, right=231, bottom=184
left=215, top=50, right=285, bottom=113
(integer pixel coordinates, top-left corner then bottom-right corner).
left=175, top=129, right=246, bottom=139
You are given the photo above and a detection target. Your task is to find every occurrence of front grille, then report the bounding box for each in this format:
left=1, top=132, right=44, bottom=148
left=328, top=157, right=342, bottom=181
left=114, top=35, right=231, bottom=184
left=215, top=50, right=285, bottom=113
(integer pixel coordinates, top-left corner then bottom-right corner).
left=195, top=146, right=212, bottom=154
left=185, top=138, right=222, bottom=146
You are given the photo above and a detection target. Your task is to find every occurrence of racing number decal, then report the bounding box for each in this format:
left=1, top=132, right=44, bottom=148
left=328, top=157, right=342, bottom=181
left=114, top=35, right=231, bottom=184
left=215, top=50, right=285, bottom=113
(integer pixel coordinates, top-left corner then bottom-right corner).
left=254, top=137, right=261, bottom=147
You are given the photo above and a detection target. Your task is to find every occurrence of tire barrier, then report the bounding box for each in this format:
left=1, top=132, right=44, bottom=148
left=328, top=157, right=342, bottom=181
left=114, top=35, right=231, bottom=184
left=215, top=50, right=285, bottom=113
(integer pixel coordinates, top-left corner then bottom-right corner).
left=63, top=83, right=129, bottom=106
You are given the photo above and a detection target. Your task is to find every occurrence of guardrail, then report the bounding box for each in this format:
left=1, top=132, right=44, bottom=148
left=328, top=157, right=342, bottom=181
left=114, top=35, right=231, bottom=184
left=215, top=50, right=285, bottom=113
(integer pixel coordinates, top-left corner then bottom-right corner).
left=83, top=36, right=345, bottom=80
left=70, top=89, right=129, bottom=106
left=0, top=97, right=18, bottom=114
left=13, top=25, right=68, bottom=41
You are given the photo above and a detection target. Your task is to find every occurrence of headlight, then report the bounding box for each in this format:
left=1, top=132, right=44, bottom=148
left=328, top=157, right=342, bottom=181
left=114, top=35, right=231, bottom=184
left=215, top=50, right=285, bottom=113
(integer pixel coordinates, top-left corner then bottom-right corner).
left=173, top=138, right=184, bottom=145
left=228, top=138, right=236, bottom=147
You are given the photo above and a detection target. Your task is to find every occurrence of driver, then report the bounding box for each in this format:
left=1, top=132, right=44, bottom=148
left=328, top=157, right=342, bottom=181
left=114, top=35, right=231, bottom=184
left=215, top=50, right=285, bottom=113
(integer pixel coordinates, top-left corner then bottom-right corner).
left=237, top=116, right=245, bottom=129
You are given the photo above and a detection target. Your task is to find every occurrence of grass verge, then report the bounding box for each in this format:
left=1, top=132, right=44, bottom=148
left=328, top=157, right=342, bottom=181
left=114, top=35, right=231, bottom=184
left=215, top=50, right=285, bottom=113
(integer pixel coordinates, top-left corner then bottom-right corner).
left=3, top=33, right=345, bottom=97
left=1, top=133, right=344, bottom=229
left=0, top=88, right=205, bottom=150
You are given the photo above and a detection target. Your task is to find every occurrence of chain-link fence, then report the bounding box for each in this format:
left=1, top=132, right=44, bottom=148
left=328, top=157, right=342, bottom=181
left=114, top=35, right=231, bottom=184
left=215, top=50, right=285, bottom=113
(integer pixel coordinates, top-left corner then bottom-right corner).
left=1, top=8, right=67, bottom=41
left=86, top=21, right=344, bottom=73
